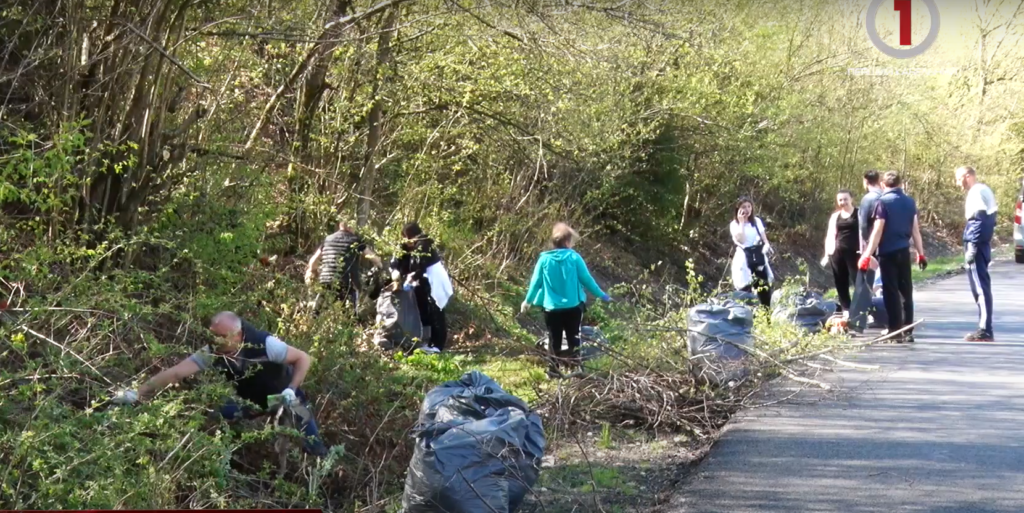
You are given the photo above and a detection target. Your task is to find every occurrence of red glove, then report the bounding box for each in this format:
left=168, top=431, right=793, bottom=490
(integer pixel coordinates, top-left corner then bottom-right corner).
left=858, top=255, right=872, bottom=271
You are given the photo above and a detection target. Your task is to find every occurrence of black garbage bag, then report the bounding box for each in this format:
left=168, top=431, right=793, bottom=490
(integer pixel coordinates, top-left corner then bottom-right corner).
left=770, top=289, right=838, bottom=332
left=374, top=287, right=426, bottom=351
left=402, top=371, right=546, bottom=513
left=687, top=300, right=754, bottom=384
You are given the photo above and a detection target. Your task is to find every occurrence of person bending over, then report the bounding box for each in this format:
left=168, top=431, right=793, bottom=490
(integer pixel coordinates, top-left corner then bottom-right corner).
left=113, top=311, right=328, bottom=456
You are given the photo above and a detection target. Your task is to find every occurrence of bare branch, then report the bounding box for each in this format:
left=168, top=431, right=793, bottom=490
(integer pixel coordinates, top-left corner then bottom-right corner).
left=118, top=21, right=211, bottom=89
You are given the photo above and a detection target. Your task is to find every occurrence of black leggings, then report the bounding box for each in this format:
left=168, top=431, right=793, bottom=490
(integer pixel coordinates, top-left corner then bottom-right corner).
left=741, top=267, right=772, bottom=307
left=412, top=279, right=448, bottom=351
left=544, top=305, right=584, bottom=368
left=830, top=248, right=859, bottom=311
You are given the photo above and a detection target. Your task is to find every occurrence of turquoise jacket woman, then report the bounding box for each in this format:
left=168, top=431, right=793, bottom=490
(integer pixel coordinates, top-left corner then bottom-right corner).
left=523, top=248, right=608, bottom=311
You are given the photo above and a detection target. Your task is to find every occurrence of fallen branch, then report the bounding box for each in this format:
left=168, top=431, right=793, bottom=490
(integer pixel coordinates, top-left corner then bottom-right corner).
left=780, top=367, right=831, bottom=390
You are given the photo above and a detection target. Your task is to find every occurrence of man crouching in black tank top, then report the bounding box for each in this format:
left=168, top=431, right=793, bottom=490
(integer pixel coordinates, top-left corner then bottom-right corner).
left=111, top=311, right=329, bottom=456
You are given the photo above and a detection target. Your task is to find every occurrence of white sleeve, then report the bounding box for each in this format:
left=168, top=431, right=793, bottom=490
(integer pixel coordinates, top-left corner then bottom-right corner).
left=729, top=221, right=744, bottom=245
left=964, top=188, right=979, bottom=218
left=966, top=186, right=998, bottom=217
left=984, top=186, right=998, bottom=214
left=265, top=336, right=288, bottom=364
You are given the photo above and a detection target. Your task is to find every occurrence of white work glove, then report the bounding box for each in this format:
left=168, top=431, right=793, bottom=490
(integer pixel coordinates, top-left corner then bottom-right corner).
left=402, top=273, right=417, bottom=291
left=964, top=243, right=977, bottom=266
left=820, top=256, right=829, bottom=268
left=111, top=389, right=139, bottom=405
left=281, top=387, right=298, bottom=406
left=520, top=301, right=530, bottom=314
left=391, top=269, right=402, bottom=282
left=762, top=243, right=774, bottom=257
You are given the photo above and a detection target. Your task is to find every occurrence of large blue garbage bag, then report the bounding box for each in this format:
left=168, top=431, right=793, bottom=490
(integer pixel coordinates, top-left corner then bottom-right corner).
left=687, top=299, right=755, bottom=384
left=402, top=371, right=546, bottom=513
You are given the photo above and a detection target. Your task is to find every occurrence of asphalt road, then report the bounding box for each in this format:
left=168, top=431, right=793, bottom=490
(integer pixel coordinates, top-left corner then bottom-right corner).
left=669, top=260, right=1024, bottom=513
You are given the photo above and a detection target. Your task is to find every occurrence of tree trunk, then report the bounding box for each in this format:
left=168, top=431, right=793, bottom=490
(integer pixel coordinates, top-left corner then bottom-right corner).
left=358, top=7, right=400, bottom=228
left=973, top=29, right=987, bottom=144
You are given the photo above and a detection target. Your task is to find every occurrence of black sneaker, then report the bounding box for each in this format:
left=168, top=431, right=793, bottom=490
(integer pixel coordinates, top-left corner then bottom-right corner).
left=964, top=330, right=994, bottom=342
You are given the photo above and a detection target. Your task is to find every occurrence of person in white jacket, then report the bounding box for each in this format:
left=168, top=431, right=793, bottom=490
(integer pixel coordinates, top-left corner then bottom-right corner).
left=389, top=222, right=453, bottom=351
left=730, top=197, right=775, bottom=307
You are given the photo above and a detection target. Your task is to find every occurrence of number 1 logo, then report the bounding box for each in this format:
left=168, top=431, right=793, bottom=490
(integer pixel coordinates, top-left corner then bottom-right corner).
left=866, top=0, right=940, bottom=59
left=894, top=0, right=911, bottom=45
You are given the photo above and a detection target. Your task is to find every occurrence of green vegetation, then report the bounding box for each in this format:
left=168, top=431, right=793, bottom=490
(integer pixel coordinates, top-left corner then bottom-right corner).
left=3, top=0, right=1024, bottom=510
left=914, top=255, right=966, bottom=282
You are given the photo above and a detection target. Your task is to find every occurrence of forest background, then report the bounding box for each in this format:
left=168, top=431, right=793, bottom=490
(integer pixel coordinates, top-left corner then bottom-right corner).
left=3, top=0, right=1023, bottom=511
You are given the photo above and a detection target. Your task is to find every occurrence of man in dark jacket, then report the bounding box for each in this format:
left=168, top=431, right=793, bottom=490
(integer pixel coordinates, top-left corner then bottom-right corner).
left=860, top=171, right=928, bottom=342
left=112, top=312, right=328, bottom=456
left=955, top=166, right=998, bottom=341
left=848, top=170, right=884, bottom=334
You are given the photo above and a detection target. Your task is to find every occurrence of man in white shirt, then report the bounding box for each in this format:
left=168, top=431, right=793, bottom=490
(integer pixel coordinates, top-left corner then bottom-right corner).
left=955, top=166, right=998, bottom=341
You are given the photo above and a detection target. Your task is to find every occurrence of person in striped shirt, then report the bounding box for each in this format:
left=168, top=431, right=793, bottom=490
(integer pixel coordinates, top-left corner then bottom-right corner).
left=306, top=218, right=381, bottom=315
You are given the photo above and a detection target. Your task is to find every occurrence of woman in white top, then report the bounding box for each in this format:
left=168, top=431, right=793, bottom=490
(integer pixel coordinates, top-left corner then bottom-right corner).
left=730, top=197, right=774, bottom=307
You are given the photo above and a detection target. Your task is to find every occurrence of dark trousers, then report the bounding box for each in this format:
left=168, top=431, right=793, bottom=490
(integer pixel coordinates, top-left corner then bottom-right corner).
left=741, top=267, right=772, bottom=307
left=412, top=279, right=432, bottom=326
left=967, top=242, right=994, bottom=335
left=313, top=281, right=358, bottom=317
left=878, top=248, right=914, bottom=334
left=217, top=389, right=327, bottom=456
left=431, top=305, right=448, bottom=351
left=830, top=248, right=859, bottom=311
left=848, top=269, right=875, bottom=332
left=544, top=304, right=584, bottom=369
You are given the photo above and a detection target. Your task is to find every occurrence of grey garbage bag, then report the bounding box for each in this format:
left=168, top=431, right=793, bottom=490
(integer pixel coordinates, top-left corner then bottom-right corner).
left=402, top=371, right=546, bottom=513
left=770, top=289, right=838, bottom=332
left=374, top=287, right=425, bottom=351
left=579, top=326, right=609, bottom=361
left=687, top=300, right=754, bottom=384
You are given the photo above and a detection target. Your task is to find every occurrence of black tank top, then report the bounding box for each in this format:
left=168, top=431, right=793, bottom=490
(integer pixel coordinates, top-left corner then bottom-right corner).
left=835, top=208, right=860, bottom=251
